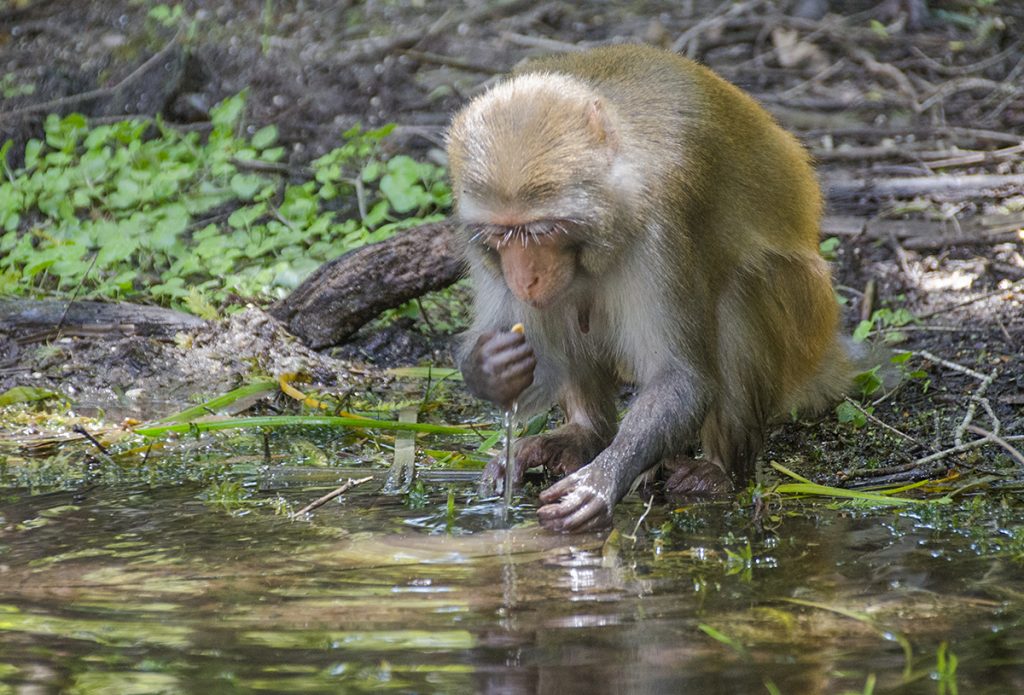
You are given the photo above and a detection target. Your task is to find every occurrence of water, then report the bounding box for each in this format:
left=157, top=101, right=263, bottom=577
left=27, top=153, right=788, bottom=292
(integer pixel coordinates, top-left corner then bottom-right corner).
left=1, top=472, right=1023, bottom=694
left=502, top=403, right=517, bottom=522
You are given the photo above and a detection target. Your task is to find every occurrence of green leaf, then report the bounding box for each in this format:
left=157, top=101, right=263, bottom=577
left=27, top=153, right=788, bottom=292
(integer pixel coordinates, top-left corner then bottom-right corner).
left=151, top=204, right=190, bottom=250
left=889, top=350, right=912, bottom=364
left=149, top=4, right=171, bottom=21
left=279, top=183, right=317, bottom=223
left=251, top=125, right=278, bottom=149
left=228, top=202, right=267, bottom=229
left=109, top=177, right=142, bottom=208
left=230, top=173, right=266, bottom=200
left=0, top=386, right=60, bottom=407
left=363, top=200, right=389, bottom=228
left=819, top=236, right=840, bottom=260
left=150, top=276, right=189, bottom=298
left=380, top=155, right=429, bottom=214
left=854, top=366, right=883, bottom=397
left=24, top=139, right=42, bottom=169
left=361, top=160, right=384, bottom=183
left=210, top=90, right=248, bottom=131
left=0, top=139, right=12, bottom=177
left=260, top=146, right=285, bottom=163
left=836, top=400, right=867, bottom=427
left=852, top=320, right=872, bottom=342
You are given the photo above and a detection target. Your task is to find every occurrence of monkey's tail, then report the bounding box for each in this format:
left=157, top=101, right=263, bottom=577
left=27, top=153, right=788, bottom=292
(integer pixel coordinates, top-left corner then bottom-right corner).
left=792, top=334, right=899, bottom=415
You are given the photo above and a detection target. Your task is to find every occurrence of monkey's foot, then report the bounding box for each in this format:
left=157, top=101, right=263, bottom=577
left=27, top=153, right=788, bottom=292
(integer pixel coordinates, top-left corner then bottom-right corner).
left=662, top=456, right=732, bottom=497
left=481, top=427, right=605, bottom=494
left=518, top=427, right=605, bottom=478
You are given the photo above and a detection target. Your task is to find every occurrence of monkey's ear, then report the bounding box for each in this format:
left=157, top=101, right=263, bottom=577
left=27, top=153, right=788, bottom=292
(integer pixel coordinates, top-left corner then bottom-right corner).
left=586, top=97, right=618, bottom=151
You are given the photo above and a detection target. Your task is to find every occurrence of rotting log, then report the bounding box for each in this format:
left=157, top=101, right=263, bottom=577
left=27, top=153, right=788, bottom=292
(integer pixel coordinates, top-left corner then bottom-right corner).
left=270, top=221, right=464, bottom=348
left=0, top=299, right=206, bottom=343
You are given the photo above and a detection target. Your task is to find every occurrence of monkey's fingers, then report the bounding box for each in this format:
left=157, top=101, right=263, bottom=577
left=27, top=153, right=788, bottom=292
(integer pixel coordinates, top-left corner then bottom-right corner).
left=481, top=329, right=529, bottom=354
left=487, top=342, right=535, bottom=373
left=481, top=445, right=535, bottom=494
left=503, top=353, right=537, bottom=382
left=537, top=476, right=613, bottom=532
left=537, top=473, right=577, bottom=503
left=537, top=494, right=610, bottom=533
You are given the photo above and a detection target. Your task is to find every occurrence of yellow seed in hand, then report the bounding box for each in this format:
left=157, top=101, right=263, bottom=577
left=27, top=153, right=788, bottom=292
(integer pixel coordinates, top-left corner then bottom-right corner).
left=511, top=323, right=525, bottom=334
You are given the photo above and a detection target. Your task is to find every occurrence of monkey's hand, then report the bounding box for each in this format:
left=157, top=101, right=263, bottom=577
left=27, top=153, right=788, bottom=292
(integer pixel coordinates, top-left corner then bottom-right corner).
left=460, top=329, right=536, bottom=410
left=537, top=461, right=623, bottom=533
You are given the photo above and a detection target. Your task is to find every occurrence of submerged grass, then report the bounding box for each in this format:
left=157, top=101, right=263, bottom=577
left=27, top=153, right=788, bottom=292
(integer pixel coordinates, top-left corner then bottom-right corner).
left=135, top=415, right=487, bottom=438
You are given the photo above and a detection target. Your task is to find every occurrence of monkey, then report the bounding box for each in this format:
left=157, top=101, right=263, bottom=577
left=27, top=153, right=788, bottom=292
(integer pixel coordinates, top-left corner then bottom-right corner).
left=447, top=44, right=851, bottom=533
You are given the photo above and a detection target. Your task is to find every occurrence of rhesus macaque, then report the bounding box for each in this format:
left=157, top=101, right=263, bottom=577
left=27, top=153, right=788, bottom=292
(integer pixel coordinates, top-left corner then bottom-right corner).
left=447, top=44, right=850, bottom=532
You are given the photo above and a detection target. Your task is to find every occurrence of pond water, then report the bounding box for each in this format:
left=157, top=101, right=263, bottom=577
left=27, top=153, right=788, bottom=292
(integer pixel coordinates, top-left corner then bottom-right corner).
left=1, top=467, right=1022, bottom=694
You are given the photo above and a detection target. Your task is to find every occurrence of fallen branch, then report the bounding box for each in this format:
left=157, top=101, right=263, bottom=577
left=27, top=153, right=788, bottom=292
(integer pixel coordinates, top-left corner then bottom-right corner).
left=913, top=278, right=1024, bottom=321
left=270, top=221, right=464, bottom=348
left=910, top=433, right=1024, bottom=469
left=292, top=475, right=374, bottom=518
left=841, top=397, right=925, bottom=448
left=826, top=173, right=1024, bottom=200
left=0, top=299, right=207, bottom=344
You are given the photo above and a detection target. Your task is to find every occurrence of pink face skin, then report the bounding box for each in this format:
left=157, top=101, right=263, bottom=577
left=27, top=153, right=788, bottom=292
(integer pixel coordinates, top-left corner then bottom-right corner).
left=489, top=234, right=576, bottom=309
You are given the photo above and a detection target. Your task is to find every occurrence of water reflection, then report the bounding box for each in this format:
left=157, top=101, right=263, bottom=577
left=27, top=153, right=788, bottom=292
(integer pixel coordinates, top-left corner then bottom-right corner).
left=0, top=473, right=1022, bottom=693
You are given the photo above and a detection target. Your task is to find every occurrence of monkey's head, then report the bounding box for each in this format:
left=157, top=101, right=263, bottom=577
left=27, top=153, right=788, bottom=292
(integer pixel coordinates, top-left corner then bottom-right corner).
left=447, top=73, right=631, bottom=310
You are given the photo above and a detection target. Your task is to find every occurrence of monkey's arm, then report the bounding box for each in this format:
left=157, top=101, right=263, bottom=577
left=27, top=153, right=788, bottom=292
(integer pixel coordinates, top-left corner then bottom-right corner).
left=537, top=369, right=706, bottom=532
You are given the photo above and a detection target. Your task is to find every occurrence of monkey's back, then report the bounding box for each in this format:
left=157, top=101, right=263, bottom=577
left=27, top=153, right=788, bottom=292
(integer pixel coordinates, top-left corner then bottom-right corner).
left=521, top=45, right=844, bottom=427
left=517, top=44, right=823, bottom=261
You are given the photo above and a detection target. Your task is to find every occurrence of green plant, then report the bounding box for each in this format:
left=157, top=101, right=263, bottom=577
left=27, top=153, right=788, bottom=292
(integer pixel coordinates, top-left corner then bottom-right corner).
left=404, top=479, right=429, bottom=509
left=201, top=480, right=249, bottom=511
left=819, top=236, right=840, bottom=261
left=0, top=91, right=449, bottom=312
left=723, top=539, right=754, bottom=581
left=0, top=74, right=35, bottom=100
left=147, top=3, right=184, bottom=27
left=853, top=307, right=915, bottom=344
left=836, top=349, right=928, bottom=428
left=935, top=641, right=959, bottom=695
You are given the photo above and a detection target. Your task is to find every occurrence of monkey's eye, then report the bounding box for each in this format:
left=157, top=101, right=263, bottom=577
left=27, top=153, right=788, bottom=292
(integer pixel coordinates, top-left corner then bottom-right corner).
left=477, top=225, right=524, bottom=249
left=475, top=220, right=573, bottom=249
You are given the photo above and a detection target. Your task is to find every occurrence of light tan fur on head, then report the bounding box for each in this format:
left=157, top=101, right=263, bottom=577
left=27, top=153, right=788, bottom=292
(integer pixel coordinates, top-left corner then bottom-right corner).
left=447, top=73, right=619, bottom=228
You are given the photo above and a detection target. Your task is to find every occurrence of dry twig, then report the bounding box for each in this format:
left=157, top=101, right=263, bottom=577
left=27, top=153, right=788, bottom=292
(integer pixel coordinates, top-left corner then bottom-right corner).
left=966, top=426, right=1024, bottom=467
left=292, top=476, right=374, bottom=518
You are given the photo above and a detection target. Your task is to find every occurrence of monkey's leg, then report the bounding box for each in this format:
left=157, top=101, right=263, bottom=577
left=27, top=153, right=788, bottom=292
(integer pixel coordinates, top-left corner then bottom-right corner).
left=481, top=377, right=616, bottom=491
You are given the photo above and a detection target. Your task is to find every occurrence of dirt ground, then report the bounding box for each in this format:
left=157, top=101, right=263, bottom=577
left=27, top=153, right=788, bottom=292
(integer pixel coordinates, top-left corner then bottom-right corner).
left=0, top=0, right=1021, bottom=484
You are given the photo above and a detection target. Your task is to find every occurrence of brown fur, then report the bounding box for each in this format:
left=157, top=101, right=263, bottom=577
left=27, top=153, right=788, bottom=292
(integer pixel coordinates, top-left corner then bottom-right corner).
left=448, top=45, right=850, bottom=531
